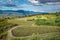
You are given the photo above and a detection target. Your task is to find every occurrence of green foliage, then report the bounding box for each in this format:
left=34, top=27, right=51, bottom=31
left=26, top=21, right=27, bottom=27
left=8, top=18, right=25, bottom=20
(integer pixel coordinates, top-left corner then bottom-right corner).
left=0, top=19, right=8, bottom=27
left=35, top=14, right=60, bottom=26
left=0, top=32, right=7, bottom=40
left=29, top=35, right=37, bottom=40
left=35, top=19, right=46, bottom=25
left=43, top=35, right=60, bottom=40
left=11, top=38, right=27, bottom=40
left=11, top=38, right=20, bottom=40
left=55, top=14, right=60, bottom=26
left=0, top=18, right=8, bottom=39
left=0, top=19, right=8, bottom=33
left=35, top=19, right=55, bottom=26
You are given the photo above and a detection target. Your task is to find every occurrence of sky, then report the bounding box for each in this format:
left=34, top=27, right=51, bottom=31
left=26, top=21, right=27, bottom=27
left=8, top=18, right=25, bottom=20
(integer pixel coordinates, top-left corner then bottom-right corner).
left=0, top=0, right=60, bottom=13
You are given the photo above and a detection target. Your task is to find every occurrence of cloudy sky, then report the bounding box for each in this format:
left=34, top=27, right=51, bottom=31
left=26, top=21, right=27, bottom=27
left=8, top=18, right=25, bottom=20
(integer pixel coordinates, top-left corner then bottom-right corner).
left=0, top=0, right=60, bottom=13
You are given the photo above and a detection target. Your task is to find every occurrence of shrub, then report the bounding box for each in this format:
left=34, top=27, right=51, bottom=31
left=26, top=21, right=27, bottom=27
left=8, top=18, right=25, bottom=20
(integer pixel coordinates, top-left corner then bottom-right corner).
left=35, top=19, right=46, bottom=25
left=35, top=19, right=55, bottom=26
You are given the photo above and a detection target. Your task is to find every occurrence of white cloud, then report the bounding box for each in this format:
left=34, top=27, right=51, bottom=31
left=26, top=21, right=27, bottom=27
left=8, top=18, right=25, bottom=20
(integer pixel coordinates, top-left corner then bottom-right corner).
left=28, top=0, right=40, bottom=5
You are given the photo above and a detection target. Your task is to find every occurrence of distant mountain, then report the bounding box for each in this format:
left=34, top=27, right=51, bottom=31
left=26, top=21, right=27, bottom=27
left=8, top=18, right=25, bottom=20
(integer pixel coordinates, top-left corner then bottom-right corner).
left=0, top=10, right=48, bottom=17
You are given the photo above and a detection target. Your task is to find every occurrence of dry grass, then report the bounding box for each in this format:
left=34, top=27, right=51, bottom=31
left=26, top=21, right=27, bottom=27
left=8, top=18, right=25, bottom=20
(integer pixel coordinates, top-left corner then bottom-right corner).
left=11, top=26, right=60, bottom=37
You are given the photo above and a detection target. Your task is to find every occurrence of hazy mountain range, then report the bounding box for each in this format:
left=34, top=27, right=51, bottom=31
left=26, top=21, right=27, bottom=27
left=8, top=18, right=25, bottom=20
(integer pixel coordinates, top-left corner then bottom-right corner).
left=0, top=10, right=48, bottom=17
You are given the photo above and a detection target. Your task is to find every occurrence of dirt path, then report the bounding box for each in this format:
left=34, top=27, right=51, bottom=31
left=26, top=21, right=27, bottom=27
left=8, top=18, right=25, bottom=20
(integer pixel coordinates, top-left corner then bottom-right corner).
left=7, top=25, right=22, bottom=40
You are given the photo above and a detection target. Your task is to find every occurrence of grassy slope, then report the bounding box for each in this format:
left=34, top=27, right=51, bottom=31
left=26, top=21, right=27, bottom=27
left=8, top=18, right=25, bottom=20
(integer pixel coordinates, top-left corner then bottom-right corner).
left=7, top=14, right=60, bottom=40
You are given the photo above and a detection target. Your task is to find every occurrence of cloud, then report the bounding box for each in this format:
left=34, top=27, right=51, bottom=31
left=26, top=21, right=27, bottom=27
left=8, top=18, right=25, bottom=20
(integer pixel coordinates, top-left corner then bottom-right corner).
left=28, top=0, right=60, bottom=5
left=6, top=0, right=14, bottom=5
left=28, top=0, right=40, bottom=5
left=45, top=2, right=60, bottom=5
left=0, top=0, right=17, bottom=7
